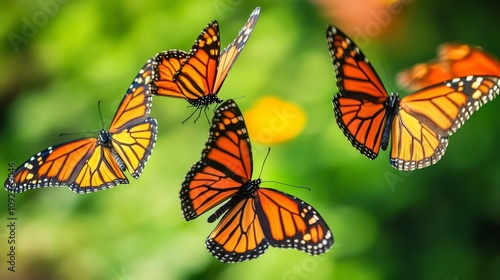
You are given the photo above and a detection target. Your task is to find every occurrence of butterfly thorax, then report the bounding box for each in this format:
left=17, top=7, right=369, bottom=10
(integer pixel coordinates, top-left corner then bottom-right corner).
left=187, top=95, right=222, bottom=108
left=97, top=130, right=127, bottom=171
left=239, top=178, right=262, bottom=197
left=207, top=179, right=262, bottom=223
left=381, top=93, right=400, bottom=151
left=97, top=130, right=112, bottom=146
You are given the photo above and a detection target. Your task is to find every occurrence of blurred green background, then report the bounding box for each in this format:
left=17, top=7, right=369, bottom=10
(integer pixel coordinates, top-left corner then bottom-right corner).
left=1, top=0, right=500, bottom=279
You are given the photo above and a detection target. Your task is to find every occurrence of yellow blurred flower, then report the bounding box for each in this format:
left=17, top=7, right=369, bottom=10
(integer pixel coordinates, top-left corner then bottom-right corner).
left=244, top=96, right=306, bottom=145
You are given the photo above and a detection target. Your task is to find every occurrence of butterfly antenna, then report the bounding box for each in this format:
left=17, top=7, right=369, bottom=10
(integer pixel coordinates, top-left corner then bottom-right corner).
left=378, top=62, right=397, bottom=92
left=60, top=101, right=102, bottom=137
left=257, top=147, right=271, bottom=179
left=97, top=100, right=105, bottom=129
left=258, top=148, right=310, bottom=191
left=232, top=94, right=246, bottom=101
left=58, top=131, right=95, bottom=137
left=261, top=180, right=311, bottom=191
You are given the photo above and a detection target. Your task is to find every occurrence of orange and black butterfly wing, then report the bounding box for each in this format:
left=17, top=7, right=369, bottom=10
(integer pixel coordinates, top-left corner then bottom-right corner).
left=440, top=44, right=500, bottom=80
left=396, top=61, right=451, bottom=91
left=391, top=75, right=500, bottom=170
left=110, top=118, right=157, bottom=179
left=213, top=7, right=260, bottom=92
left=180, top=99, right=253, bottom=221
left=327, top=26, right=389, bottom=159
left=397, top=44, right=500, bottom=91
left=173, top=21, right=222, bottom=105
left=4, top=137, right=128, bottom=194
left=206, top=196, right=269, bottom=263
left=255, top=188, right=333, bottom=255
left=109, top=58, right=158, bottom=178
left=109, top=58, right=157, bottom=131
left=154, top=50, right=188, bottom=98
left=390, top=111, right=449, bottom=171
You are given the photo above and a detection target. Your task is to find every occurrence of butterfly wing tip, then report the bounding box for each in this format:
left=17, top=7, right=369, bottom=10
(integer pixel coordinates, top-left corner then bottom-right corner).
left=366, top=153, right=378, bottom=160
left=131, top=170, right=143, bottom=179
left=4, top=188, right=19, bottom=193
left=4, top=184, right=16, bottom=193
left=182, top=212, right=196, bottom=221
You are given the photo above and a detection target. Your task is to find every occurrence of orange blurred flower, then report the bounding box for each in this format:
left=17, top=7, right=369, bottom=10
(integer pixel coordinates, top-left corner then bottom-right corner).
left=312, top=0, right=410, bottom=42
left=244, top=96, right=306, bottom=145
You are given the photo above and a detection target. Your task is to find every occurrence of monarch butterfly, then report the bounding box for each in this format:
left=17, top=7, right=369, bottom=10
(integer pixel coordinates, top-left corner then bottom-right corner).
left=326, top=26, right=500, bottom=171
left=4, top=59, right=158, bottom=194
left=397, top=43, right=500, bottom=91
left=153, top=7, right=260, bottom=110
left=180, top=99, right=333, bottom=262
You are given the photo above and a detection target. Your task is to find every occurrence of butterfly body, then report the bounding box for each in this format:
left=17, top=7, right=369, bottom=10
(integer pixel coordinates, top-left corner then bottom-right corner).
left=380, top=93, right=400, bottom=151
left=97, top=130, right=127, bottom=172
left=327, top=26, right=500, bottom=170
left=181, top=99, right=333, bottom=262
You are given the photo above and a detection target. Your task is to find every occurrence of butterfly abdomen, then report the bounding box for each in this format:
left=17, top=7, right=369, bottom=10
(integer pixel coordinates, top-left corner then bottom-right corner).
left=98, top=130, right=126, bottom=171
left=207, top=197, right=237, bottom=223
left=111, top=151, right=126, bottom=171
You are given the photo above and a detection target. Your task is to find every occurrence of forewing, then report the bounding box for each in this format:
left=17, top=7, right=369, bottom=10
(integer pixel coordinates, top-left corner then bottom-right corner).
left=4, top=138, right=128, bottom=193
left=180, top=100, right=253, bottom=220
left=109, top=58, right=156, bottom=132
left=392, top=75, right=500, bottom=170
left=153, top=50, right=188, bottom=98
left=327, top=26, right=389, bottom=158
left=399, top=76, right=500, bottom=136
left=174, top=21, right=221, bottom=100
left=214, top=7, right=260, bottom=92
